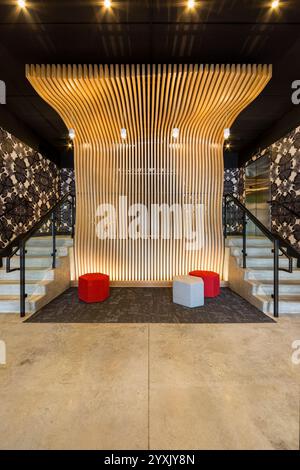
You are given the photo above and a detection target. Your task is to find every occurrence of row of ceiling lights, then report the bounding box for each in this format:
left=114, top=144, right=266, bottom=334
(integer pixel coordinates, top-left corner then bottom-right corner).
left=15, top=0, right=275, bottom=152
left=68, top=127, right=230, bottom=142
left=17, top=0, right=281, bottom=11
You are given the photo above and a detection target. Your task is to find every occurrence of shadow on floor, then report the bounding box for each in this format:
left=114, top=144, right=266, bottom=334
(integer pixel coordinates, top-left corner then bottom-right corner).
left=26, top=288, right=275, bottom=324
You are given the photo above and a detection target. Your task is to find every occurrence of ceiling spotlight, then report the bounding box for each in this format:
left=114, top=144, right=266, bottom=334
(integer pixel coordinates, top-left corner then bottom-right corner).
left=17, top=0, right=26, bottom=8
left=172, top=128, right=180, bottom=139
left=104, top=0, right=112, bottom=8
left=224, top=128, right=230, bottom=140
left=121, top=128, right=127, bottom=140
left=271, top=0, right=280, bottom=8
left=68, top=128, right=75, bottom=140
left=68, top=142, right=72, bottom=149
left=225, top=143, right=231, bottom=150
left=187, top=0, right=196, bottom=9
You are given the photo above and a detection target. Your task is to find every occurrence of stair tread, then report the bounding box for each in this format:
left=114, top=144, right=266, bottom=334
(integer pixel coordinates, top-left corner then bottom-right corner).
left=0, top=279, right=51, bottom=286
left=0, top=294, right=43, bottom=301
left=9, top=255, right=58, bottom=259
left=249, top=280, right=300, bottom=286
left=246, top=267, right=300, bottom=272
left=256, top=294, right=300, bottom=302
left=238, top=255, right=295, bottom=260
left=0, top=267, right=51, bottom=272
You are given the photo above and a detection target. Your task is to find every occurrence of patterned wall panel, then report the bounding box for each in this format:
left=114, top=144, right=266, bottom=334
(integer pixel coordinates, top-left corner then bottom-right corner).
left=27, top=64, right=271, bottom=282
left=58, top=168, right=75, bottom=233
left=248, top=126, right=300, bottom=251
left=224, top=168, right=245, bottom=233
left=0, top=127, right=59, bottom=249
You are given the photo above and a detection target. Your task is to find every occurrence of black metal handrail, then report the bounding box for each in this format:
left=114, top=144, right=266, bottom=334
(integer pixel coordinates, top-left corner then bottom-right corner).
left=223, top=194, right=300, bottom=318
left=0, top=192, right=76, bottom=317
left=268, top=200, right=300, bottom=219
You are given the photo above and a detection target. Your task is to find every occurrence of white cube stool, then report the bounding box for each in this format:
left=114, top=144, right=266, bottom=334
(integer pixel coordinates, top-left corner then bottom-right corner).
left=173, top=275, right=204, bottom=308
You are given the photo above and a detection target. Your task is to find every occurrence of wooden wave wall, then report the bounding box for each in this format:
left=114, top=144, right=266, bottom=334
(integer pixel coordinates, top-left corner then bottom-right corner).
left=27, top=64, right=272, bottom=283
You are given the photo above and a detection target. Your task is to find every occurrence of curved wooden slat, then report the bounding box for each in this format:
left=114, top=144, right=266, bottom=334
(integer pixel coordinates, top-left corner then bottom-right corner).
left=26, top=64, right=272, bottom=284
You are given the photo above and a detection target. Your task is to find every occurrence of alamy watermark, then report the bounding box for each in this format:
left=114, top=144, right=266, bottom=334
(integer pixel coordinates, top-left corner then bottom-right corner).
left=291, top=340, right=300, bottom=365
left=292, top=80, right=300, bottom=105
left=0, top=340, right=6, bottom=365
left=0, top=80, right=6, bottom=104
left=95, top=196, right=205, bottom=251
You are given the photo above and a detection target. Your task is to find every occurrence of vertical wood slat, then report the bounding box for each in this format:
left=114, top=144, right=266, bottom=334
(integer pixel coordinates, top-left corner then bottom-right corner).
left=26, top=64, right=272, bottom=284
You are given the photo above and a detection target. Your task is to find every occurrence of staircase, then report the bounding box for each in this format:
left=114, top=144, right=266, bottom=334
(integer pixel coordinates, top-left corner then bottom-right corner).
left=0, top=236, right=73, bottom=315
left=227, top=237, right=300, bottom=315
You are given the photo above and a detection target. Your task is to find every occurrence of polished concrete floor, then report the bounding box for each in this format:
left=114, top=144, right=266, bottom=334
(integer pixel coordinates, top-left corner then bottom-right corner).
left=0, top=313, right=300, bottom=449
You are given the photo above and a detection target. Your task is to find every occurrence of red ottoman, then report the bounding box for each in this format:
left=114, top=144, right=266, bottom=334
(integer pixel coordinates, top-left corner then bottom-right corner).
left=78, top=273, right=110, bottom=303
left=189, top=270, right=220, bottom=298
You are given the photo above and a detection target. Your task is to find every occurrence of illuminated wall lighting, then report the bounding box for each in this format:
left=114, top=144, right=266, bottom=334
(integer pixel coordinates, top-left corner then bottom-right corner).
left=17, top=0, right=26, bottom=8
left=121, top=128, right=127, bottom=140
left=172, top=128, right=180, bottom=139
left=104, top=0, right=112, bottom=8
left=271, top=0, right=280, bottom=8
left=69, top=128, right=76, bottom=140
left=224, top=128, right=230, bottom=140
left=187, top=0, right=196, bottom=9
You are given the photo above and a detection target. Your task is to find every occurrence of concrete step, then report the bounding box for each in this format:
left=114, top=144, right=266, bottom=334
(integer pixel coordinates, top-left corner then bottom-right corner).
left=26, top=236, right=73, bottom=247
left=0, top=294, right=44, bottom=314
left=230, top=246, right=275, bottom=257
left=227, top=237, right=273, bottom=248
left=0, top=268, right=54, bottom=281
left=7, top=256, right=61, bottom=269
left=17, top=246, right=69, bottom=256
left=0, top=280, right=50, bottom=296
left=256, top=294, right=300, bottom=315
left=237, top=256, right=297, bottom=269
left=249, top=280, right=300, bottom=296
left=245, top=268, right=300, bottom=281
left=0, top=245, right=71, bottom=315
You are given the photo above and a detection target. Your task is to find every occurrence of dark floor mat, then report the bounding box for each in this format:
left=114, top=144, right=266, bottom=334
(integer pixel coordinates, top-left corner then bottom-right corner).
left=26, top=288, right=275, bottom=324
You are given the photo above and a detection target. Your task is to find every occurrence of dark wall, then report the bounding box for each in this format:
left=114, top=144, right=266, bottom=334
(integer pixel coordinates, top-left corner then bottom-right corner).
left=239, top=105, right=300, bottom=167
left=0, top=106, right=61, bottom=166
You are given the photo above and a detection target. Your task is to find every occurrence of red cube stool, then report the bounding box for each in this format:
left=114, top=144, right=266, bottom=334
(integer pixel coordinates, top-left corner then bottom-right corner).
left=78, top=273, right=110, bottom=303
left=189, top=270, right=220, bottom=298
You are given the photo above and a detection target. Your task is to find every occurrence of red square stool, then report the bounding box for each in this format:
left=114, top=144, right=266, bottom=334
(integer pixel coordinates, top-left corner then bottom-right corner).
left=78, top=273, right=110, bottom=303
left=189, top=270, right=220, bottom=298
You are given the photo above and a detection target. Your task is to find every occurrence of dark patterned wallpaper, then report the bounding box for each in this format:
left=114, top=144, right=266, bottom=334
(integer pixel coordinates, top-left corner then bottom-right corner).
left=249, top=126, right=300, bottom=251
left=58, top=168, right=75, bottom=233
left=224, top=126, right=300, bottom=250
left=0, top=126, right=59, bottom=249
left=224, top=167, right=245, bottom=233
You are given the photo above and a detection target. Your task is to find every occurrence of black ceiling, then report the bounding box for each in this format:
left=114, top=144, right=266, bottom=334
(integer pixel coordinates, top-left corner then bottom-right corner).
left=0, top=0, right=300, bottom=167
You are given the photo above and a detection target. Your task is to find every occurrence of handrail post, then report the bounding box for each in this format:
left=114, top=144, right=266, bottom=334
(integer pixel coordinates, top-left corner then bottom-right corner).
left=273, top=239, right=279, bottom=318
left=51, top=211, right=56, bottom=269
left=242, top=212, right=247, bottom=269
left=20, top=240, right=27, bottom=318
left=223, top=195, right=227, bottom=239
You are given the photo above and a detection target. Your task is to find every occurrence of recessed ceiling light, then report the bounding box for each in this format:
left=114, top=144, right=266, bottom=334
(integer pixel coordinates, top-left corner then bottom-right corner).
left=17, top=0, right=26, bottom=8
left=271, top=0, right=280, bottom=8
left=121, top=128, right=127, bottom=140
left=172, top=128, right=180, bottom=139
left=104, top=0, right=112, bottom=8
left=224, top=128, right=230, bottom=140
left=187, top=0, right=196, bottom=9
left=68, top=128, right=75, bottom=140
